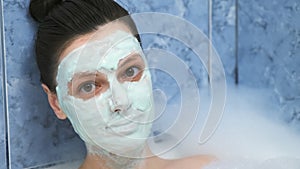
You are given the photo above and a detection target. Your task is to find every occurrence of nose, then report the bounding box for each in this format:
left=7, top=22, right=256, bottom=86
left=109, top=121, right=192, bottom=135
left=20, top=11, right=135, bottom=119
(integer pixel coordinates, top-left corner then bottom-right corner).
left=109, top=80, right=129, bottom=114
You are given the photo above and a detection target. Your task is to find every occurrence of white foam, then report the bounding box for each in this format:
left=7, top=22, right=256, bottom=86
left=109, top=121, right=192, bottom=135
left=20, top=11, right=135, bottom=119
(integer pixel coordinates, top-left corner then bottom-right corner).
left=149, top=85, right=300, bottom=168
left=45, top=85, right=300, bottom=168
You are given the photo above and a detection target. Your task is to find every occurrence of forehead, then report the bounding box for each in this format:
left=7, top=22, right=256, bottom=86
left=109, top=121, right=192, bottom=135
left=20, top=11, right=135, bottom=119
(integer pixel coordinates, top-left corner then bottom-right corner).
left=59, top=21, right=133, bottom=63
left=56, top=28, right=143, bottom=86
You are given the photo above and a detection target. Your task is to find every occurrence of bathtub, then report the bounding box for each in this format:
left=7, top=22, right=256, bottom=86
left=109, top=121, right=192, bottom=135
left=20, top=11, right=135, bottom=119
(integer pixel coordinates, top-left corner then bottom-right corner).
left=42, top=85, right=300, bottom=169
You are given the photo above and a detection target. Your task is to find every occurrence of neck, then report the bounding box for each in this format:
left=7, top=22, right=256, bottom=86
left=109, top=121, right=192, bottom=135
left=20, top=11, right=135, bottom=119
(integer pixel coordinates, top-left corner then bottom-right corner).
left=85, top=143, right=157, bottom=169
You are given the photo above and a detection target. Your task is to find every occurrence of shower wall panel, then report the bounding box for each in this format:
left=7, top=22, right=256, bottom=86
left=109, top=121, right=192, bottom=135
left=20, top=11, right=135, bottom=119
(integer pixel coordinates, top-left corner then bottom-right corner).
left=0, top=0, right=7, bottom=165
left=238, top=0, right=300, bottom=126
left=3, top=0, right=85, bottom=168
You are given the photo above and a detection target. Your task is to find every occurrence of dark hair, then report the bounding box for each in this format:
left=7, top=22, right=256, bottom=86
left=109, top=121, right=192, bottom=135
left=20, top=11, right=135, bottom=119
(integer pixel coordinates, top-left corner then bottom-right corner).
left=29, top=0, right=140, bottom=93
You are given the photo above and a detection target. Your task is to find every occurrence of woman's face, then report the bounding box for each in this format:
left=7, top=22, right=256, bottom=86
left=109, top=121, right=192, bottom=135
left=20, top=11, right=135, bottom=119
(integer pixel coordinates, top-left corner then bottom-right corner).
left=55, top=22, right=154, bottom=157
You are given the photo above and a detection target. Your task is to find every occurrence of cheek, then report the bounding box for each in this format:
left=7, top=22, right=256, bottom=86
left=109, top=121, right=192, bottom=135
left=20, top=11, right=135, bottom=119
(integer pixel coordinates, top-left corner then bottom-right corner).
left=127, top=74, right=153, bottom=111
left=65, top=91, right=113, bottom=125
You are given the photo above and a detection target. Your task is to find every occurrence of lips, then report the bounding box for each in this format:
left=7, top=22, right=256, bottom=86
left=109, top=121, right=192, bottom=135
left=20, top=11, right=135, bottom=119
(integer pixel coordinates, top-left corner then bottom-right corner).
left=107, top=110, right=145, bottom=125
left=107, top=122, right=139, bottom=136
left=105, top=112, right=148, bottom=136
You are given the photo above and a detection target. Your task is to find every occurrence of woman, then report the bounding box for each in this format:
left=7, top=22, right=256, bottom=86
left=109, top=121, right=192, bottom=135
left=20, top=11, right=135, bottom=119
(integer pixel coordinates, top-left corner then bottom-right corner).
left=29, top=0, right=216, bottom=168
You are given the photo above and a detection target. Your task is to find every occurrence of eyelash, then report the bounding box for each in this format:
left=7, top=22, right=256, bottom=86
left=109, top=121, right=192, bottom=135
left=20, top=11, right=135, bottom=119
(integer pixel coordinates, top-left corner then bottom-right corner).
left=126, top=66, right=139, bottom=75
left=71, top=62, right=144, bottom=98
left=78, top=81, right=99, bottom=94
left=122, top=66, right=142, bottom=81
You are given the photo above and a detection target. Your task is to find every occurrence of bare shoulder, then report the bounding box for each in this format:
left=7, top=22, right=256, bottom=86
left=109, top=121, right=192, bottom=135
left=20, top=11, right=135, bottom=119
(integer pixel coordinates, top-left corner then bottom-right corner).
left=163, top=155, right=217, bottom=169
left=78, top=155, right=102, bottom=169
left=78, top=158, right=90, bottom=169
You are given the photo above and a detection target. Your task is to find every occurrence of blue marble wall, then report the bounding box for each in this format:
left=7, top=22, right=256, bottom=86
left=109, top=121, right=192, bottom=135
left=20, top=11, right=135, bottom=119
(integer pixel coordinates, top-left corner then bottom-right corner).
left=3, top=0, right=85, bottom=168
left=238, top=0, right=300, bottom=127
left=0, top=7, right=7, bottom=168
left=212, top=0, right=236, bottom=82
left=0, top=0, right=299, bottom=168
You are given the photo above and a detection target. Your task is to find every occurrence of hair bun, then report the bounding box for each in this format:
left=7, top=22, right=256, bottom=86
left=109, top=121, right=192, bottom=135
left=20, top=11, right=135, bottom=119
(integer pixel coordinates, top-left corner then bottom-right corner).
left=29, top=0, right=62, bottom=23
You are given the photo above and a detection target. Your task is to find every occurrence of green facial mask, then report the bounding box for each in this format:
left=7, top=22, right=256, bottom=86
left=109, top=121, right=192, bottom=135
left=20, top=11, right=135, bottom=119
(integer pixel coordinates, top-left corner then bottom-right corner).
left=56, top=31, right=154, bottom=157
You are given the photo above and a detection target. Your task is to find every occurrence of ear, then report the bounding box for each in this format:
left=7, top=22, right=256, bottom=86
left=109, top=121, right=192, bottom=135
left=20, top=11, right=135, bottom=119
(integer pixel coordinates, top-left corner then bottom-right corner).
left=42, top=84, right=67, bottom=120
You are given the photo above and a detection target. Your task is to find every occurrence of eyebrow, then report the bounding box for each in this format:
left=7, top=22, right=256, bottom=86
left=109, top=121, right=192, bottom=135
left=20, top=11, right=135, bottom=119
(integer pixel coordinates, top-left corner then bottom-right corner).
left=118, top=54, right=142, bottom=68
left=71, top=72, right=103, bottom=81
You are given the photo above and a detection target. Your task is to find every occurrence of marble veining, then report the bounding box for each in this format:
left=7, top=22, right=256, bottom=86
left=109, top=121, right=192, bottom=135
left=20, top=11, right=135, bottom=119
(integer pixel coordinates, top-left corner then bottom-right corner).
left=238, top=0, right=300, bottom=128
left=212, top=0, right=236, bottom=82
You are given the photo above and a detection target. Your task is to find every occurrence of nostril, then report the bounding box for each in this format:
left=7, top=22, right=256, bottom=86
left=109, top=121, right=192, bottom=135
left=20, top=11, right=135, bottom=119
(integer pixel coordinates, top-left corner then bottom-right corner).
left=114, top=108, right=121, bottom=113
